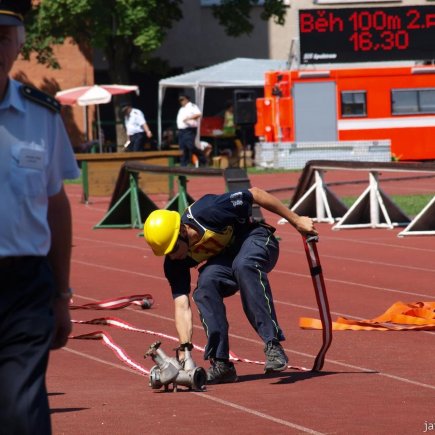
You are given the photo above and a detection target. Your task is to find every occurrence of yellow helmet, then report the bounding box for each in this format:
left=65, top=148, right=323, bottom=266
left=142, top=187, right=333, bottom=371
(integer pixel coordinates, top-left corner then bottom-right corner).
left=143, top=210, right=181, bottom=256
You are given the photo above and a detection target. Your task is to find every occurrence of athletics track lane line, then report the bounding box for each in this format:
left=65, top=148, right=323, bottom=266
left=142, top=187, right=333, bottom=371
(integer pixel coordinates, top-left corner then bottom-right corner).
left=67, top=292, right=435, bottom=391
left=276, top=230, right=435, bottom=254
left=74, top=234, right=435, bottom=270
left=279, top=246, right=435, bottom=274
left=61, top=348, right=325, bottom=435
left=72, top=258, right=435, bottom=301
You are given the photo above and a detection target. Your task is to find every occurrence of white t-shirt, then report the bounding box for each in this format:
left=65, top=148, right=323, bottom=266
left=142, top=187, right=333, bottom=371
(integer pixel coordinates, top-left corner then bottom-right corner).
left=177, top=102, right=201, bottom=129
left=124, top=108, right=146, bottom=135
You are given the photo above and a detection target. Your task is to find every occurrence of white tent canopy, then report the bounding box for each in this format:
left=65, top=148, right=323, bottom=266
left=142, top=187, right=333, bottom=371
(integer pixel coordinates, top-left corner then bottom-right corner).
left=157, top=57, right=287, bottom=144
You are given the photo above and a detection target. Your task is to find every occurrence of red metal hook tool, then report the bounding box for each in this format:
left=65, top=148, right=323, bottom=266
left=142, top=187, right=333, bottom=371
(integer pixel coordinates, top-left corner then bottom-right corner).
left=302, top=235, right=333, bottom=371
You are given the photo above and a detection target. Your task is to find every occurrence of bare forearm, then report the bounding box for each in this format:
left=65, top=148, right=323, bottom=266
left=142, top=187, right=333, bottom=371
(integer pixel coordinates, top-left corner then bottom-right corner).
left=249, top=187, right=317, bottom=235
left=184, top=114, right=201, bottom=122
left=174, top=295, right=193, bottom=344
left=142, top=123, right=152, bottom=137
left=47, top=185, right=73, bottom=349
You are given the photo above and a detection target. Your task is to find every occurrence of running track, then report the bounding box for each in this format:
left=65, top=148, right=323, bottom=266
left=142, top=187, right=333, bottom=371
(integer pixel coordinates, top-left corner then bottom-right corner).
left=48, top=171, right=434, bottom=435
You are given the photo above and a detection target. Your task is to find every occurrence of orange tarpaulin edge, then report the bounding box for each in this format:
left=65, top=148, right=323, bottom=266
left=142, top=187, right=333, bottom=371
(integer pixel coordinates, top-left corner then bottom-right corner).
left=300, top=301, right=435, bottom=331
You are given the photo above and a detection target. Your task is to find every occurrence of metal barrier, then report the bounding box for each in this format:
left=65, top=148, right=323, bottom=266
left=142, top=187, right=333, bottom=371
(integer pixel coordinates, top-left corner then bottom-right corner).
left=75, top=150, right=181, bottom=203
left=94, top=163, right=223, bottom=229
left=290, top=160, right=435, bottom=236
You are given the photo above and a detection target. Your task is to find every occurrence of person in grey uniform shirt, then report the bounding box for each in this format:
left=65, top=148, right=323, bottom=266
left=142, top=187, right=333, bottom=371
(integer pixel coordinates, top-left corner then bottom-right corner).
left=0, top=1, right=80, bottom=433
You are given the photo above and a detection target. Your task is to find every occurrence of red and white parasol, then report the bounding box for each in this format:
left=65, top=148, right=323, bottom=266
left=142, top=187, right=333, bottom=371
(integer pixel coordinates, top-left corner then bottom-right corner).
left=55, top=84, right=140, bottom=151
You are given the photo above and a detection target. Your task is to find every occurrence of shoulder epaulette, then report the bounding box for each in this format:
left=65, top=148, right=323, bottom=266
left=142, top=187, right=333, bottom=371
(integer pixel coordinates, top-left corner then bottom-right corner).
left=20, top=85, right=61, bottom=113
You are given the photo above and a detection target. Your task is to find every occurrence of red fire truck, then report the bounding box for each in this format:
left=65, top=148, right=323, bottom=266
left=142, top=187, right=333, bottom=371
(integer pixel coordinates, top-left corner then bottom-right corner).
left=255, top=65, right=435, bottom=161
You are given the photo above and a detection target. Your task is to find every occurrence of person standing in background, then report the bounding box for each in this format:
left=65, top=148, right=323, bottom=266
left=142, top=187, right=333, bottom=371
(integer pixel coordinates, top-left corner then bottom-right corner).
left=122, top=103, right=153, bottom=151
left=223, top=101, right=236, bottom=136
left=176, top=94, right=206, bottom=166
left=0, top=1, right=80, bottom=433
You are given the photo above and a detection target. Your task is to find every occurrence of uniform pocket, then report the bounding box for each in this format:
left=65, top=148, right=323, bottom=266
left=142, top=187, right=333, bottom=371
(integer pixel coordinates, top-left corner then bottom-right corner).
left=9, top=144, right=46, bottom=197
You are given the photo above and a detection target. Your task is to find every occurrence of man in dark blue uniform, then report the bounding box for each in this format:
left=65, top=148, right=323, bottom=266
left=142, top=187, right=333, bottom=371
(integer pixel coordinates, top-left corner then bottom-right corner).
left=0, top=1, right=80, bottom=432
left=144, top=187, right=317, bottom=384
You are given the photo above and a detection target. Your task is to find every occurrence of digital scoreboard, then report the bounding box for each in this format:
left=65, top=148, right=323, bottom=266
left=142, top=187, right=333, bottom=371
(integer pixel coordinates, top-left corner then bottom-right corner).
left=299, top=6, right=435, bottom=64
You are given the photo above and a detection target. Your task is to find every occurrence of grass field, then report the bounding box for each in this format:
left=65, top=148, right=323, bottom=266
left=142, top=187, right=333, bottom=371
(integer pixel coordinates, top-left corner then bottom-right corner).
left=342, top=194, right=432, bottom=217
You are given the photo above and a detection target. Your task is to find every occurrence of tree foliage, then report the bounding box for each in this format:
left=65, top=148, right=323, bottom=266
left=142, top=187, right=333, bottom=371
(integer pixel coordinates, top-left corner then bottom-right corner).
left=212, top=0, right=287, bottom=37
left=23, top=0, right=289, bottom=81
left=23, top=0, right=183, bottom=82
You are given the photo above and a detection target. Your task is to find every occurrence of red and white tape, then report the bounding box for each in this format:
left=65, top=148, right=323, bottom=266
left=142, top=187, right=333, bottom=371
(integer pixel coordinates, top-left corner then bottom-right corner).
left=71, top=294, right=310, bottom=374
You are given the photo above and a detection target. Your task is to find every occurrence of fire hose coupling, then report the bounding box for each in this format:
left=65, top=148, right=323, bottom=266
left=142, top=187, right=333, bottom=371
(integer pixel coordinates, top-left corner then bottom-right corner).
left=141, top=294, right=154, bottom=309
left=144, top=341, right=207, bottom=392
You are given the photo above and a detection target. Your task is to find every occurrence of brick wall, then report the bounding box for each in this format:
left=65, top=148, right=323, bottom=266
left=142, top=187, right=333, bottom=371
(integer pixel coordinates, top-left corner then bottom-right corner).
left=11, top=38, right=94, bottom=149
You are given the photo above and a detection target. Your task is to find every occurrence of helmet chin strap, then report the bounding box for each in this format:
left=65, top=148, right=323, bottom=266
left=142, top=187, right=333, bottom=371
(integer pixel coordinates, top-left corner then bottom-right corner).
left=178, top=232, right=190, bottom=248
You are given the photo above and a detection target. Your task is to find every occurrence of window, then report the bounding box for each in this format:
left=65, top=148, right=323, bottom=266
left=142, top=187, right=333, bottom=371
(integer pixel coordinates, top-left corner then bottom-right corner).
left=392, top=89, right=435, bottom=114
left=201, top=0, right=290, bottom=5
left=341, top=91, right=367, bottom=117
left=314, top=0, right=401, bottom=4
left=201, top=0, right=264, bottom=5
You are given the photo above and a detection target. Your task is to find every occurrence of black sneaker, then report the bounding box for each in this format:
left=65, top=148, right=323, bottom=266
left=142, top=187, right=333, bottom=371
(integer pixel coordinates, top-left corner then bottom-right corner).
left=207, top=360, right=238, bottom=384
left=264, top=341, right=289, bottom=373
